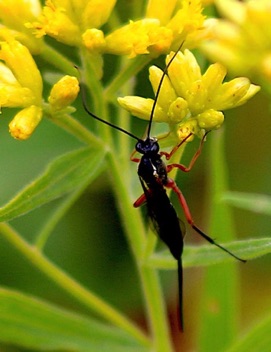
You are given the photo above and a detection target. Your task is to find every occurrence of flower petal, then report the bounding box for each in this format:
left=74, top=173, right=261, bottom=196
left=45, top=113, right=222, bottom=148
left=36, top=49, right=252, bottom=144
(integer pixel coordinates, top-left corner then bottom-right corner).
left=83, top=0, right=116, bottom=29
left=149, top=65, right=177, bottom=112
left=118, top=96, right=166, bottom=122
left=167, top=49, right=201, bottom=98
left=212, top=77, right=255, bottom=110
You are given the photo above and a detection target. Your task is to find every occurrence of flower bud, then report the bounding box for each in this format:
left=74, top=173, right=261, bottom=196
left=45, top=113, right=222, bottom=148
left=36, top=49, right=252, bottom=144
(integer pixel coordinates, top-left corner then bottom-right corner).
left=48, top=76, right=79, bottom=111
left=197, top=109, right=224, bottom=130
left=82, top=29, right=106, bottom=52
left=118, top=96, right=165, bottom=122
left=9, top=105, right=42, bottom=140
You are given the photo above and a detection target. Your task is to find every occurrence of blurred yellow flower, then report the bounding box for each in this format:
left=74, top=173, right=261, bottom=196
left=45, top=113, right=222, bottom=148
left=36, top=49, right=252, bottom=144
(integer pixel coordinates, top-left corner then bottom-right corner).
left=29, top=0, right=210, bottom=59
left=166, top=0, right=207, bottom=49
left=146, top=0, right=178, bottom=25
left=105, top=0, right=209, bottom=57
left=202, top=0, right=271, bottom=83
left=30, top=0, right=116, bottom=47
left=105, top=19, right=173, bottom=58
left=118, top=49, right=260, bottom=141
left=0, top=0, right=43, bottom=53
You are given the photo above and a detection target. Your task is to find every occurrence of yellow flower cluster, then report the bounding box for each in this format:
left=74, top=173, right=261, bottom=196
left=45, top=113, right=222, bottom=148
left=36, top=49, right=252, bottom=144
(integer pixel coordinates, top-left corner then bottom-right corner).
left=0, top=39, right=79, bottom=140
left=118, top=50, right=260, bottom=141
left=0, top=40, right=42, bottom=139
left=0, top=0, right=261, bottom=141
left=0, top=0, right=43, bottom=53
left=202, top=0, right=271, bottom=83
left=29, top=0, right=208, bottom=57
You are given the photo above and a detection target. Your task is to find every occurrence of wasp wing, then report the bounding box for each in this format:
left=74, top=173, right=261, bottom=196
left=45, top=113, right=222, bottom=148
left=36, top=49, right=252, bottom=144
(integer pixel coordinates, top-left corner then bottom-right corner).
left=139, top=176, right=184, bottom=330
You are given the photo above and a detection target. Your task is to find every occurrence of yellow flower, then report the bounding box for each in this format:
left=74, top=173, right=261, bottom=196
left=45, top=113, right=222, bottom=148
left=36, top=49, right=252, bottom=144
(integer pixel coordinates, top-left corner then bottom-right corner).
left=0, top=40, right=43, bottom=139
left=166, top=0, right=207, bottom=49
left=105, top=19, right=173, bottom=58
left=118, top=49, right=260, bottom=141
left=0, top=0, right=43, bottom=53
left=29, top=0, right=81, bottom=46
left=30, top=0, right=116, bottom=47
left=28, top=0, right=208, bottom=59
left=0, top=40, right=42, bottom=107
left=105, top=0, right=209, bottom=57
left=48, top=75, right=79, bottom=112
left=201, top=0, right=271, bottom=82
left=146, top=0, right=178, bottom=26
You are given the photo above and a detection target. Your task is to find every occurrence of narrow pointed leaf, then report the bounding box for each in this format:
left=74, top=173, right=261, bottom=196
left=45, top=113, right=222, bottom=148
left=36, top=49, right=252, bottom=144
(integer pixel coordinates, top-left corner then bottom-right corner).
left=226, top=314, right=271, bottom=352
left=148, top=238, right=271, bottom=269
left=222, top=191, right=271, bottom=215
left=0, top=288, right=148, bottom=352
left=0, top=147, right=106, bottom=221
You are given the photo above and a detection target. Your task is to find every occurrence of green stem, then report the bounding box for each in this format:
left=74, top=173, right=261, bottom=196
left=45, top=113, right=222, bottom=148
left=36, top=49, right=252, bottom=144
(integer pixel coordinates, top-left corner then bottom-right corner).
left=0, top=222, right=150, bottom=347
left=48, top=113, right=103, bottom=146
left=80, top=51, right=104, bottom=116
left=104, top=56, right=151, bottom=101
left=40, top=44, right=78, bottom=76
left=80, top=50, right=113, bottom=145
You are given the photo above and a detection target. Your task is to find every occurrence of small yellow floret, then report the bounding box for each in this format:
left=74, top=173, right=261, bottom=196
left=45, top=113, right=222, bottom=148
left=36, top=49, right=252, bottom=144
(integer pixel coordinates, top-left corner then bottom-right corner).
left=82, top=29, right=106, bottom=52
left=105, top=19, right=172, bottom=58
left=48, top=76, right=79, bottom=111
left=31, top=0, right=80, bottom=46
left=0, top=40, right=42, bottom=105
left=9, top=105, right=42, bottom=140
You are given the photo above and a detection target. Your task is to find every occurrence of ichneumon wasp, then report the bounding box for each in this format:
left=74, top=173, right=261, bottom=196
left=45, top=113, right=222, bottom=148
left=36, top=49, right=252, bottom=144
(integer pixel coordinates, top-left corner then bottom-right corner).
left=80, top=46, right=246, bottom=331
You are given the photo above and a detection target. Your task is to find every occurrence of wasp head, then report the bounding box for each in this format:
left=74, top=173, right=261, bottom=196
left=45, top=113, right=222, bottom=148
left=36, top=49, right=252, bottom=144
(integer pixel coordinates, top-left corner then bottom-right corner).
left=135, top=137, right=159, bottom=156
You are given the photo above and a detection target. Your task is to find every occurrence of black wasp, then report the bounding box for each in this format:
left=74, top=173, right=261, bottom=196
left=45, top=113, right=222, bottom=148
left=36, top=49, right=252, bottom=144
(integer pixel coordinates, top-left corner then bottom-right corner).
left=80, top=47, right=246, bottom=331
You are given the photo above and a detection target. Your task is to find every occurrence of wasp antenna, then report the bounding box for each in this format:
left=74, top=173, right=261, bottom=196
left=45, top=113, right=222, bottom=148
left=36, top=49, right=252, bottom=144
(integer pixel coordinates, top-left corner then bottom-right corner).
left=75, top=66, right=140, bottom=142
left=147, top=41, right=185, bottom=138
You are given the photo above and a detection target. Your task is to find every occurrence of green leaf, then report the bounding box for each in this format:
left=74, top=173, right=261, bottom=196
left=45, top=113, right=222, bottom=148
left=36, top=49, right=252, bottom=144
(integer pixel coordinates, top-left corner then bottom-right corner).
left=226, top=314, right=271, bottom=352
left=0, top=287, right=148, bottom=352
left=222, top=191, right=271, bottom=215
left=147, top=238, right=271, bottom=269
left=0, top=147, right=106, bottom=222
